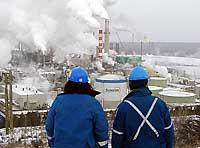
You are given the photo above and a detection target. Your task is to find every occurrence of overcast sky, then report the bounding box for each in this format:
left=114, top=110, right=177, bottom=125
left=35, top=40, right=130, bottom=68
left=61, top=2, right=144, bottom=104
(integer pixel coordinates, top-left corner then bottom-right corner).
left=109, top=0, right=200, bottom=42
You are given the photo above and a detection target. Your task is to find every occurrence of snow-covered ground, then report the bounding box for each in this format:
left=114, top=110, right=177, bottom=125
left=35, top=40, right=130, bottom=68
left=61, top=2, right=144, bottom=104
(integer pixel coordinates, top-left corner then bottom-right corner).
left=143, top=55, right=200, bottom=80
left=0, top=126, right=47, bottom=145
left=0, top=126, right=109, bottom=147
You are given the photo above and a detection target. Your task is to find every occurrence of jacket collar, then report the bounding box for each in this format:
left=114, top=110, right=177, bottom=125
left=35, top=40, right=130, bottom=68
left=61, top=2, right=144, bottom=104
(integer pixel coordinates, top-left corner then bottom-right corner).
left=124, top=87, right=152, bottom=100
left=58, top=90, right=100, bottom=97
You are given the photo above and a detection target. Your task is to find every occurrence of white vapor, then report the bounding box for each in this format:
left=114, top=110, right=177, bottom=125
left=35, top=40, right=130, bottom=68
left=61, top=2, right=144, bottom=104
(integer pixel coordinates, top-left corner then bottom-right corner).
left=0, top=39, right=13, bottom=68
left=104, top=0, right=118, bottom=7
left=0, top=0, right=115, bottom=67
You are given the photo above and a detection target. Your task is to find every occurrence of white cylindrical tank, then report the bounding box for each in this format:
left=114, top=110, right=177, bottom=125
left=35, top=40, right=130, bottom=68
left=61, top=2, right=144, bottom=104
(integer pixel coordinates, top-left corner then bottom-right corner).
left=195, top=84, right=200, bottom=99
left=94, top=74, right=128, bottom=109
left=162, top=87, right=181, bottom=91
left=159, top=90, right=196, bottom=104
left=149, top=77, right=168, bottom=88
left=148, top=86, right=163, bottom=96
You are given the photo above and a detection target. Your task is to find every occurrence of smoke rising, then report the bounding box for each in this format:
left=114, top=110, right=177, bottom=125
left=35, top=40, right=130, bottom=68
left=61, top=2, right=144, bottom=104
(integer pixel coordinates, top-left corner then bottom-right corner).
left=104, top=0, right=118, bottom=7
left=0, top=39, right=13, bottom=68
left=0, top=0, right=115, bottom=67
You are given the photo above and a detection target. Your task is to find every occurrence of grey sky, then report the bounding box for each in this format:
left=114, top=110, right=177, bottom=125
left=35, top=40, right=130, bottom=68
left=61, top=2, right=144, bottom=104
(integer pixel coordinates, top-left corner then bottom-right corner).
left=109, top=0, right=200, bottom=42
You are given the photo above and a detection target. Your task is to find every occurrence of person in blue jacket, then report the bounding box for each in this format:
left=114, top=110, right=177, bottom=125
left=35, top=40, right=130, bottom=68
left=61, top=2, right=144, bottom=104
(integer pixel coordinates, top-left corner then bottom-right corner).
left=45, top=66, right=108, bottom=148
left=112, top=66, right=175, bottom=148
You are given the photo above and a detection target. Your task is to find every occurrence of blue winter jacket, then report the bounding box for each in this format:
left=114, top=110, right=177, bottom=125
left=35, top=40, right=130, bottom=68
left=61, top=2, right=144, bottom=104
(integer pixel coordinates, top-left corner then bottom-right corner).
left=45, top=93, right=109, bottom=148
left=112, top=87, right=175, bottom=148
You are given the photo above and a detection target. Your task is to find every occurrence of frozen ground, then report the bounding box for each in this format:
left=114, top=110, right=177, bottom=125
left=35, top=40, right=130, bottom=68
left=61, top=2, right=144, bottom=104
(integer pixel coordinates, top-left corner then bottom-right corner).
left=0, top=126, right=46, bottom=145
left=143, top=55, right=200, bottom=80
left=0, top=127, right=48, bottom=148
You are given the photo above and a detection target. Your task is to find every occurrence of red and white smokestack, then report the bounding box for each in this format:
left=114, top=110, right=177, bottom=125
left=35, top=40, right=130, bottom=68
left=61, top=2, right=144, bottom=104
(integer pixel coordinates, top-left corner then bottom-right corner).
left=104, top=19, right=110, bottom=53
left=98, top=30, right=103, bottom=49
left=96, top=29, right=104, bottom=59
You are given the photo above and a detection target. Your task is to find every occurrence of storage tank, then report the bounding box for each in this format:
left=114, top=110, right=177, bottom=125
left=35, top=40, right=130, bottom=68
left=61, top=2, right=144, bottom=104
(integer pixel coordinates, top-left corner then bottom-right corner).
left=159, top=90, right=196, bottom=103
left=162, top=87, right=181, bottom=92
left=195, top=84, right=200, bottom=99
left=149, top=77, right=167, bottom=88
left=94, top=74, right=128, bottom=109
left=148, top=86, right=163, bottom=96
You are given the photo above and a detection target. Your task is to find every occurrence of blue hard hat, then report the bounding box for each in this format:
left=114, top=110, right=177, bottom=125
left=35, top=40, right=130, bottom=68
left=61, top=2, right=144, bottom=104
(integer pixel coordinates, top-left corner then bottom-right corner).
left=129, top=66, right=149, bottom=80
left=68, top=66, right=89, bottom=83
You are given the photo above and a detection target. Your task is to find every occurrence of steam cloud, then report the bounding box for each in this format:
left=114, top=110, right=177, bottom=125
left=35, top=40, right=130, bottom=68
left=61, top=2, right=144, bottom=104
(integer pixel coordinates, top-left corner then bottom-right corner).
left=0, top=0, right=116, bottom=67
left=0, top=39, right=13, bottom=68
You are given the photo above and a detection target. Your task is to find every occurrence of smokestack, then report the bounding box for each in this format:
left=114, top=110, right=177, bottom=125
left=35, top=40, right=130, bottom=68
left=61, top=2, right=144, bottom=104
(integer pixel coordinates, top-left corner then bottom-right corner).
left=104, top=19, right=110, bottom=53
left=18, top=42, right=22, bottom=51
left=96, top=30, right=104, bottom=59
left=43, top=53, right=46, bottom=68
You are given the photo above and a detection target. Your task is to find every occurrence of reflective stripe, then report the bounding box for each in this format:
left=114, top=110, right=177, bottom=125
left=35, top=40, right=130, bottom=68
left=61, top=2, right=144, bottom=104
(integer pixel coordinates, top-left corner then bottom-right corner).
left=113, top=129, right=124, bottom=135
left=0, top=111, right=5, bottom=118
left=98, top=140, right=108, bottom=146
left=47, top=136, right=52, bottom=140
left=164, top=121, right=173, bottom=130
left=124, top=98, right=159, bottom=140
left=115, top=108, right=119, bottom=118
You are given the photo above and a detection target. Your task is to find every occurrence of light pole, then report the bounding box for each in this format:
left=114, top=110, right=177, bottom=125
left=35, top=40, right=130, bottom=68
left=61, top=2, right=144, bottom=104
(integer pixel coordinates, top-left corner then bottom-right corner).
left=126, top=30, right=134, bottom=53
left=2, top=70, right=13, bottom=134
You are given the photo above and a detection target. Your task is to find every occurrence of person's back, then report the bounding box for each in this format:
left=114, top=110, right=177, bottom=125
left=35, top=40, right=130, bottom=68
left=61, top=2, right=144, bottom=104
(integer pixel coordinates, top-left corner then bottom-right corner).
left=112, top=66, right=174, bottom=148
left=46, top=93, right=108, bottom=148
left=45, top=66, right=108, bottom=148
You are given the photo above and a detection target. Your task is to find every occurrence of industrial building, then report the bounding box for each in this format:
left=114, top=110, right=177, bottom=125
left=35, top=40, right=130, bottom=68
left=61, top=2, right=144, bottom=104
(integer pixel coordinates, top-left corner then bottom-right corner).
left=11, top=84, right=47, bottom=110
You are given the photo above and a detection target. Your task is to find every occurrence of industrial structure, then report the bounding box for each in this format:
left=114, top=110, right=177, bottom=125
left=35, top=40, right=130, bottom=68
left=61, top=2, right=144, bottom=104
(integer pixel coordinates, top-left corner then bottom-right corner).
left=149, top=77, right=168, bottom=88
left=104, top=19, right=110, bottom=54
left=94, top=74, right=127, bottom=109
left=0, top=18, right=199, bottom=148
left=159, top=90, right=196, bottom=103
left=96, top=30, right=104, bottom=60
left=96, top=19, right=111, bottom=62
left=11, top=84, right=46, bottom=110
left=148, top=86, right=163, bottom=96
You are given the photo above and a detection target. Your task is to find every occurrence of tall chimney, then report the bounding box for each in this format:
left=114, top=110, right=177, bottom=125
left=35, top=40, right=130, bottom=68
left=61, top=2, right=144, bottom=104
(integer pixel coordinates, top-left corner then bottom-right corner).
left=96, top=30, right=104, bottom=59
left=18, top=42, right=22, bottom=51
left=43, top=53, right=46, bottom=68
left=104, top=19, right=110, bottom=53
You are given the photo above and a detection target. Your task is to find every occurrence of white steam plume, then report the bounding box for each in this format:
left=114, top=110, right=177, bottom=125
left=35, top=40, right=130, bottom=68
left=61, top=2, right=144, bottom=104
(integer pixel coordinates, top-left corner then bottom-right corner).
left=0, top=0, right=115, bottom=67
left=0, top=39, right=13, bottom=68
left=104, top=0, right=118, bottom=7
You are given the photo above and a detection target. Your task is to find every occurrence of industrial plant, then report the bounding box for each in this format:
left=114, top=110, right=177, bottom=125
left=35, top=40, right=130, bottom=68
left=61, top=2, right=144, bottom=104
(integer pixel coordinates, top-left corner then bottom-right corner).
left=0, top=11, right=200, bottom=148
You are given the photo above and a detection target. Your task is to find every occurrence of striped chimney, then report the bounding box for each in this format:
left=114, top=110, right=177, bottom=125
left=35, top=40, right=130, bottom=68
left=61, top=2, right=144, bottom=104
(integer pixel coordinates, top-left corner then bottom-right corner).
left=97, top=30, right=104, bottom=59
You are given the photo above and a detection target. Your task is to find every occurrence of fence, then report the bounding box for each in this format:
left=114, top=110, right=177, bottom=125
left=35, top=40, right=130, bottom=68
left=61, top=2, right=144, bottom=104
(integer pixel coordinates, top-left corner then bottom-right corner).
left=0, top=103, right=199, bottom=148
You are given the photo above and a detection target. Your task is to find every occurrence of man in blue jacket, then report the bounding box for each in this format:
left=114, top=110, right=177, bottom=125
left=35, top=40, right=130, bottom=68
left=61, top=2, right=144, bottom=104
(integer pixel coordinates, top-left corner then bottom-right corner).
left=46, top=66, right=108, bottom=148
left=112, top=66, right=174, bottom=148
